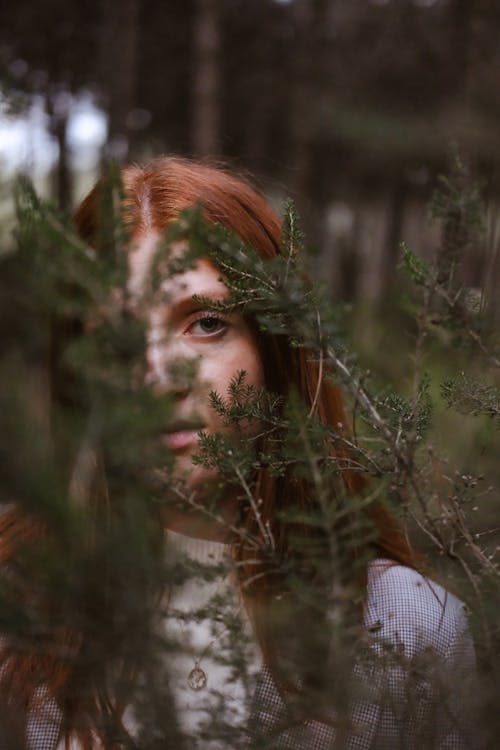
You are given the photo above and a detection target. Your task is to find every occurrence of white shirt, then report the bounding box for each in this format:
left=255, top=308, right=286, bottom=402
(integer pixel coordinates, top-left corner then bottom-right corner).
left=152, top=530, right=261, bottom=748
left=26, top=553, right=475, bottom=749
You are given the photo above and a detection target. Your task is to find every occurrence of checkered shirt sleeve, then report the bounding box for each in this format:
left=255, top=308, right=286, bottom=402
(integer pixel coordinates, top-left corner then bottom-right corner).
left=247, top=561, right=477, bottom=749
left=23, top=688, right=62, bottom=750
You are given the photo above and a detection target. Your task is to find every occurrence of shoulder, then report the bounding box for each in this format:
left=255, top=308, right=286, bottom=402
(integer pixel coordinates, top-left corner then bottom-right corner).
left=358, top=562, right=479, bottom=748
left=364, top=559, right=473, bottom=660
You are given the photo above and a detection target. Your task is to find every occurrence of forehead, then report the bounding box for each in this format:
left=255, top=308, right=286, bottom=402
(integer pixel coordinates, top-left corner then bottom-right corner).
left=127, top=231, right=228, bottom=302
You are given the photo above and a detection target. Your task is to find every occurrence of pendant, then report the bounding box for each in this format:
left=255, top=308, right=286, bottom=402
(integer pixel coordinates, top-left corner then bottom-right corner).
left=187, top=665, right=208, bottom=691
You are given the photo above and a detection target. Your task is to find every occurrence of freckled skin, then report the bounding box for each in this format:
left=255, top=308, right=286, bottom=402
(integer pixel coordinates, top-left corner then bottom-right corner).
left=129, top=233, right=264, bottom=540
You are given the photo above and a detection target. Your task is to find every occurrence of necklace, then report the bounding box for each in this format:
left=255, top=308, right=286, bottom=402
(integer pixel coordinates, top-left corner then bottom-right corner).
left=187, top=665, right=207, bottom=691
left=180, top=613, right=229, bottom=691
left=163, top=529, right=240, bottom=693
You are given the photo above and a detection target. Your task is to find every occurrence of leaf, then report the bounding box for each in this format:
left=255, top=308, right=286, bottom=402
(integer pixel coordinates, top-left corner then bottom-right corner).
left=399, top=242, right=432, bottom=286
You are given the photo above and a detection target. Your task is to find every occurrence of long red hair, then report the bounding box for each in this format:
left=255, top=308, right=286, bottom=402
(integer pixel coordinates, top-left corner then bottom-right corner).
left=1, top=156, right=417, bottom=747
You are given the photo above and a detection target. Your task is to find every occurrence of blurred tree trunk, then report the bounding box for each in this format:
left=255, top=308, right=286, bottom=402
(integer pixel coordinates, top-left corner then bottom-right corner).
left=451, top=0, right=471, bottom=98
left=289, top=0, right=316, bottom=203
left=100, top=0, right=139, bottom=161
left=192, top=0, right=221, bottom=157
left=241, top=0, right=273, bottom=172
left=382, top=176, right=407, bottom=294
left=338, top=236, right=360, bottom=302
left=46, top=89, right=72, bottom=213
left=289, top=0, right=332, bottom=246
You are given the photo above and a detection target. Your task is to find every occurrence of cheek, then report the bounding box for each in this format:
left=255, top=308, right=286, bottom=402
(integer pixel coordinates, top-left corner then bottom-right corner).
left=218, top=341, right=264, bottom=392
left=198, top=338, right=264, bottom=421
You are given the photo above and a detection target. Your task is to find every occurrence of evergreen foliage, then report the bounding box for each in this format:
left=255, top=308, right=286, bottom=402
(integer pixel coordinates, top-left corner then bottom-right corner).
left=0, top=160, right=498, bottom=746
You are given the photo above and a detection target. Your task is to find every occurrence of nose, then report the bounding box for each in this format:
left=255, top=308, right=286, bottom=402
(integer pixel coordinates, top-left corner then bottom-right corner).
left=145, top=332, right=197, bottom=398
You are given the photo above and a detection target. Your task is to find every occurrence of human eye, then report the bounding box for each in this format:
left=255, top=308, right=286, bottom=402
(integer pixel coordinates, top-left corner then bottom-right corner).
left=187, top=312, right=228, bottom=337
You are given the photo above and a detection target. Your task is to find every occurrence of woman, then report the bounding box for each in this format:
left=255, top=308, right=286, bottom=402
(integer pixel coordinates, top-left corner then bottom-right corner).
left=1, top=157, right=475, bottom=749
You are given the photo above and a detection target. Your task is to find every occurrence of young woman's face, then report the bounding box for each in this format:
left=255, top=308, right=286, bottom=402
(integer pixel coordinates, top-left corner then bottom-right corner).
left=128, top=232, right=264, bottom=530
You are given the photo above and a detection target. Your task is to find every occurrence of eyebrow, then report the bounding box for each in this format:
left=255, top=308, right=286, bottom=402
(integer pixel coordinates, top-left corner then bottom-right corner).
left=166, top=289, right=232, bottom=320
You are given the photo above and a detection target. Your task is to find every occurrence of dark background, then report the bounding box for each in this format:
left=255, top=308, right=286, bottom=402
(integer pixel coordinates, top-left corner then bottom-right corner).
left=2, top=0, right=500, bottom=302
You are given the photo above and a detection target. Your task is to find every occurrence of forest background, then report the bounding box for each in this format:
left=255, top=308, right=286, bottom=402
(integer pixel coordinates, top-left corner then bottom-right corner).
left=2, top=0, right=500, bottom=298
left=1, top=0, right=500, bottom=746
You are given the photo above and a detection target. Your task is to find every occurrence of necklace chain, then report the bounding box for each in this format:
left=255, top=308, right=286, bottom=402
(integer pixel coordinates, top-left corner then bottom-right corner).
left=164, top=536, right=240, bottom=693
left=172, top=576, right=238, bottom=692
left=180, top=612, right=228, bottom=691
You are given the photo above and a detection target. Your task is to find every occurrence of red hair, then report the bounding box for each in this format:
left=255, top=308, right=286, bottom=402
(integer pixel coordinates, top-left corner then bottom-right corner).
left=76, top=157, right=282, bottom=258
left=2, top=156, right=417, bottom=746
left=76, top=155, right=415, bottom=538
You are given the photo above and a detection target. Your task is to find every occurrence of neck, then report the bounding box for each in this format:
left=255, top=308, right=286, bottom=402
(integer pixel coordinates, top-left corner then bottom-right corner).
left=163, top=507, right=237, bottom=543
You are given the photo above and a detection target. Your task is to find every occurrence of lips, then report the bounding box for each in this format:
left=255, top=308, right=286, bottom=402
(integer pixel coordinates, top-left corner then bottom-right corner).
left=162, top=421, right=204, bottom=451
left=162, top=430, right=201, bottom=450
